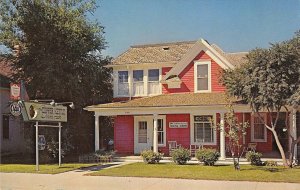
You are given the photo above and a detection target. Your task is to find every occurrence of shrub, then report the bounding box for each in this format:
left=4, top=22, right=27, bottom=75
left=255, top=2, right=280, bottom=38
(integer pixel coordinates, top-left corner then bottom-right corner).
left=195, top=148, right=220, bottom=166
left=170, top=147, right=191, bottom=165
left=264, top=160, right=278, bottom=167
left=79, top=150, right=115, bottom=163
left=246, top=151, right=264, bottom=166
left=140, top=150, right=163, bottom=164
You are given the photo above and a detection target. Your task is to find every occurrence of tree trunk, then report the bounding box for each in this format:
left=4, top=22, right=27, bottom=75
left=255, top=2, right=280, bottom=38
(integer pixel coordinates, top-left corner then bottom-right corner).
left=289, top=136, right=300, bottom=167
left=271, top=129, right=288, bottom=166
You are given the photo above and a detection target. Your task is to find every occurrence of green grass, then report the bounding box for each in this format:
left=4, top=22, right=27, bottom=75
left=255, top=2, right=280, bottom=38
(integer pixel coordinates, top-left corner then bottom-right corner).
left=0, top=163, right=97, bottom=174
left=90, top=162, right=300, bottom=183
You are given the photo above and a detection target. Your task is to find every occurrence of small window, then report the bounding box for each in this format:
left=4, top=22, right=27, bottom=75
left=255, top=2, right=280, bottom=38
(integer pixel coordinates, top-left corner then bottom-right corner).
left=197, top=64, right=208, bottom=91
left=133, top=70, right=143, bottom=82
left=118, top=71, right=129, bottom=96
left=3, top=115, right=9, bottom=139
left=148, top=69, right=159, bottom=81
left=118, top=71, right=128, bottom=83
left=251, top=114, right=267, bottom=142
left=157, top=119, right=164, bottom=145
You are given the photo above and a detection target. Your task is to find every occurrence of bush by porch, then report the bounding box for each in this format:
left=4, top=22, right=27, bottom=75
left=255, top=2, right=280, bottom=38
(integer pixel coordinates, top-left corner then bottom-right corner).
left=89, top=162, right=300, bottom=183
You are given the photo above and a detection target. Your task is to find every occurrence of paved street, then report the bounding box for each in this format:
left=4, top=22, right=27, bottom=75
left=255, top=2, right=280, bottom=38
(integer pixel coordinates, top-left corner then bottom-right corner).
left=1, top=165, right=300, bottom=190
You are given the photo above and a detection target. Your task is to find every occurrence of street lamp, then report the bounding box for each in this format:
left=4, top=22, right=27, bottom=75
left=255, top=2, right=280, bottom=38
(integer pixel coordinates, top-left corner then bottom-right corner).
left=50, top=101, right=75, bottom=109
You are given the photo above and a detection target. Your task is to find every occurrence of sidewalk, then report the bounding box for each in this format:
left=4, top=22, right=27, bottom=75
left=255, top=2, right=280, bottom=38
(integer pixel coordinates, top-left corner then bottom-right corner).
left=1, top=162, right=299, bottom=190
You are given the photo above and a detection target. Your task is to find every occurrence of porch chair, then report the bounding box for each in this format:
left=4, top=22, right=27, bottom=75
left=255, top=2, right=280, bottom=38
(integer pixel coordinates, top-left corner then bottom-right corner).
left=168, top=141, right=180, bottom=154
left=190, top=144, right=201, bottom=157
left=247, top=143, right=257, bottom=152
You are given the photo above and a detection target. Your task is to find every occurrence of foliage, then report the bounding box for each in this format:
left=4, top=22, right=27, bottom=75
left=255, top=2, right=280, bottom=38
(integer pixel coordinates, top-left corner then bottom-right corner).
left=0, top=0, right=113, bottom=154
left=246, top=151, right=264, bottom=166
left=214, top=96, right=249, bottom=169
left=140, top=150, right=164, bottom=164
left=170, top=147, right=191, bottom=165
left=222, top=31, right=300, bottom=166
left=195, top=148, right=220, bottom=166
left=264, top=160, right=278, bottom=167
left=79, top=150, right=115, bottom=163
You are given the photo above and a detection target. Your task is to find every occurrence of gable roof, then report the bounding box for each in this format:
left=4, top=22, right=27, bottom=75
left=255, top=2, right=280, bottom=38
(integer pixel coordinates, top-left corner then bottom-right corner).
left=110, top=39, right=248, bottom=69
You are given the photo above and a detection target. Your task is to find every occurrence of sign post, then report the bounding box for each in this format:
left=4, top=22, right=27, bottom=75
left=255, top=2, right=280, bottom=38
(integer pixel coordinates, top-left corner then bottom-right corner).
left=19, top=101, right=68, bottom=171
left=35, top=121, right=39, bottom=171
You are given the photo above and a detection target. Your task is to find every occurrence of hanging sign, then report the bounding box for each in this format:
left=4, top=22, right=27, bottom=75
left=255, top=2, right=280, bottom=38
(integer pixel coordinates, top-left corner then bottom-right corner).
left=169, top=122, right=188, bottom=128
left=10, top=102, right=22, bottom=116
left=20, top=101, right=67, bottom=122
left=38, top=135, right=46, bottom=150
left=10, top=83, right=21, bottom=100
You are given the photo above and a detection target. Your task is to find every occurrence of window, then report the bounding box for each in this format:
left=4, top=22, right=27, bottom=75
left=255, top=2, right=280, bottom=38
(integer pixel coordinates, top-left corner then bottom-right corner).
left=2, top=115, right=9, bottom=139
left=251, top=114, right=267, bottom=142
left=118, top=71, right=129, bottom=96
left=148, top=69, right=160, bottom=94
left=133, top=70, right=144, bottom=96
left=194, top=62, right=211, bottom=92
left=194, top=115, right=214, bottom=143
left=138, top=121, right=147, bottom=143
left=157, top=119, right=164, bottom=145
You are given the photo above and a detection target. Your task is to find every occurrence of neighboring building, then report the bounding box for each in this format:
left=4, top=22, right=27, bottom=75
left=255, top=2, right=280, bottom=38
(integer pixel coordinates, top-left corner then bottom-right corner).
left=85, top=39, right=299, bottom=159
left=0, top=59, right=25, bottom=155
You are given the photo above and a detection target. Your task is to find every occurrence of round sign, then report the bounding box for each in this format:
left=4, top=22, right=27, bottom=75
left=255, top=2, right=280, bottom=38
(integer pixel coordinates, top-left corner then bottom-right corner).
left=10, top=102, right=22, bottom=116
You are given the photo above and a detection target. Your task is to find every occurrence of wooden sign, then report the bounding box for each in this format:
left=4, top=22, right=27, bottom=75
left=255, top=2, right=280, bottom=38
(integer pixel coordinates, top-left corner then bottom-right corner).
left=169, top=122, right=188, bottom=128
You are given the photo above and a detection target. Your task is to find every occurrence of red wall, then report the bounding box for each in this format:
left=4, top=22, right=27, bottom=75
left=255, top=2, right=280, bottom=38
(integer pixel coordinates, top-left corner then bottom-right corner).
left=114, top=115, right=134, bottom=154
left=159, top=114, right=191, bottom=155
left=162, top=51, right=226, bottom=94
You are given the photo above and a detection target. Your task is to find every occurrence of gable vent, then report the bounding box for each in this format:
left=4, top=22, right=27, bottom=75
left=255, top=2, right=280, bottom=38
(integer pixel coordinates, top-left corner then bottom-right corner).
left=162, top=47, right=170, bottom=50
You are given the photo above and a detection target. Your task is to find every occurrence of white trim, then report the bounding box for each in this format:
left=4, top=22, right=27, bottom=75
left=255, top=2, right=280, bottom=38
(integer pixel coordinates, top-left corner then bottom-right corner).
left=251, top=113, right=267, bottom=142
left=194, top=61, right=211, bottom=93
left=133, top=115, right=166, bottom=154
left=163, top=39, right=234, bottom=81
left=190, top=113, right=217, bottom=146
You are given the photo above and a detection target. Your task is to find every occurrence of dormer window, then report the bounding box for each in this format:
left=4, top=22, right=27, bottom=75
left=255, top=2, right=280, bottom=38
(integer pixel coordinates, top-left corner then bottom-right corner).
left=194, top=61, right=211, bottom=92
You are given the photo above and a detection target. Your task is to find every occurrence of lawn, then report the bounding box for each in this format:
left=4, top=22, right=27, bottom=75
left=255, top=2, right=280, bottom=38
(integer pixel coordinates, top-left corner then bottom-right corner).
left=90, top=162, right=300, bottom=183
left=0, top=163, right=98, bottom=174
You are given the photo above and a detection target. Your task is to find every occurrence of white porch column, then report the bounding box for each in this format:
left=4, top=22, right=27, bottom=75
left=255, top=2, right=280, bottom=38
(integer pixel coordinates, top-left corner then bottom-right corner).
left=95, top=114, right=100, bottom=151
left=153, top=114, right=158, bottom=153
left=291, top=109, right=297, bottom=161
left=220, top=113, right=226, bottom=160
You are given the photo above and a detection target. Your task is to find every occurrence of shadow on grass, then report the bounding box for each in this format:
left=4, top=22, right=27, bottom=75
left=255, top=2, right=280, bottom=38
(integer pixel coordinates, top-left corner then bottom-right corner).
left=76, top=163, right=120, bottom=172
left=241, top=166, right=285, bottom=173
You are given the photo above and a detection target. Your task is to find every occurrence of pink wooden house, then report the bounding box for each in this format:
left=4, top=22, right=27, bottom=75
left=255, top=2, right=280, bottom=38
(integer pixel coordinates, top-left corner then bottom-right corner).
left=85, top=39, right=300, bottom=159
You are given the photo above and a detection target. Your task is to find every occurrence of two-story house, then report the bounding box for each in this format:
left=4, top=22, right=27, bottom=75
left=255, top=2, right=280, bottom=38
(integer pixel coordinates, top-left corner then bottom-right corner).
left=85, top=39, right=299, bottom=159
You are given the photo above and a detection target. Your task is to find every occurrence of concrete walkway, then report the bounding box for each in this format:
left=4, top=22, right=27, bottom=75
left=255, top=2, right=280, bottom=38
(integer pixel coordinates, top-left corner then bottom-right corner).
left=1, top=162, right=299, bottom=190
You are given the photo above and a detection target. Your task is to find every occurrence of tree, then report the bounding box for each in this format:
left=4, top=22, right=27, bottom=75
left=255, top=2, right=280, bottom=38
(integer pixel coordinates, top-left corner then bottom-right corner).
left=0, top=0, right=112, bottom=155
left=215, top=96, right=249, bottom=170
left=222, top=31, right=300, bottom=167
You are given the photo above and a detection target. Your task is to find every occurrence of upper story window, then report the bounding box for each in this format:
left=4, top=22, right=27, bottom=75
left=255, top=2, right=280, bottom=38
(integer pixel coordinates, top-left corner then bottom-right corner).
left=194, top=61, right=211, bottom=92
left=118, top=71, right=129, bottom=96
left=133, top=70, right=144, bottom=96
left=251, top=113, right=267, bottom=142
left=148, top=69, right=160, bottom=95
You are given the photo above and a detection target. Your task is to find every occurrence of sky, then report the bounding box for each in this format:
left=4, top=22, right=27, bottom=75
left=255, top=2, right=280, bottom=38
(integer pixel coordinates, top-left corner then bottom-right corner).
left=94, top=0, right=300, bottom=57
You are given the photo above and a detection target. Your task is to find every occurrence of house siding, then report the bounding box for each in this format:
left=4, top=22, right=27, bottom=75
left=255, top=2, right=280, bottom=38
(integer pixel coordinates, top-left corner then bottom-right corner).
left=114, top=115, right=134, bottom=154
left=162, top=51, right=225, bottom=94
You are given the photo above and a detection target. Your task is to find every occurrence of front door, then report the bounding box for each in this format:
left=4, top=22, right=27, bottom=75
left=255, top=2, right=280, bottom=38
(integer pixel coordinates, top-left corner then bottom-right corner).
left=134, top=116, right=153, bottom=154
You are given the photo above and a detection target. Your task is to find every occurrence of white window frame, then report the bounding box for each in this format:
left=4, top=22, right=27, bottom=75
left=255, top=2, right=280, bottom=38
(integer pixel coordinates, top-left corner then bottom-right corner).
left=190, top=113, right=216, bottom=145
left=148, top=68, right=161, bottom=96
left=194, top=61, right=211, bottom=93
left=156, top=116, right=166, bottom=147
left=251, top=113, right=267, bottom=142
left=117, top=70, right=129, bottom=96
left=132, top=70, right=144, bottom=96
